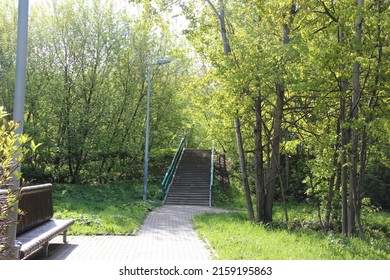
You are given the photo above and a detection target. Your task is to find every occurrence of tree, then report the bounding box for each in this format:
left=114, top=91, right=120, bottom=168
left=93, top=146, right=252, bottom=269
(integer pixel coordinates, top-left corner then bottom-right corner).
left=180, top=0, right=301, bottom=223
left=0, top=0, right=195, bottom=183
left=180, top=0, right=390, bottom=234
left=0, top=0, right=17, bottom=114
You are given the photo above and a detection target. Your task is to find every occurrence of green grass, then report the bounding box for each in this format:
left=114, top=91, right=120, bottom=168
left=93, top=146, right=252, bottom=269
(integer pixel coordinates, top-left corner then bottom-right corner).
left=51, top=178, right=390, bottom=260
left=52, top=180, right=162, bottom=235
left=198, top=180, right=390, bottom=260
left=194, top=211, right=390, bottom=260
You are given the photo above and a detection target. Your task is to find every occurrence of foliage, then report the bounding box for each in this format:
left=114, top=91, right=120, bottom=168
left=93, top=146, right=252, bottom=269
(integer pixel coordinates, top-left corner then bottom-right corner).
left=364, top=161, right=390, bottom=210
left=52, top=181, right=162, bottom=235
left=0, top=107, right=38, bottom=259
left=212, top=175, right=246, bottom=211
left=0, top=189, right=19, bottom=259
left=176, top=0, right=390, bottom=234
left=0, top=0, right=195, bottom=183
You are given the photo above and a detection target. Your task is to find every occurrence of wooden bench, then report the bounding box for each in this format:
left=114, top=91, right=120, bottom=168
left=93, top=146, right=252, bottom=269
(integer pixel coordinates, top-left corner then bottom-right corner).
left=0, top=183, right=74, bottom=259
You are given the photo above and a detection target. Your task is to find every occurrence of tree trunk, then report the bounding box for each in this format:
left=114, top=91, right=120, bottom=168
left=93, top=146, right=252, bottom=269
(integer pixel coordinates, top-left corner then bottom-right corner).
left=218, top=0, right=231, bottom=55
left=325, top=121, right=341, bottom=229
left=262, top=6, right=296, bottom=223
left=349, top=59, right=359, bottom=236
left=349, top=0, right=364, bottom=238
left=340, top=95, right=349, bottom=235
left=356, top=0, right=384, bottom=238
left=333, top=168, right=342, bottom=223
left=338, top=20, right=350, bottom=236
left=325, top=173, right=335, bottom=230
left=207, top=0, right=255, bottom=220
left=254, top=96, right=265, bottom=223
left=234, top=116, right=255, bottom=221
left=206, top=0, right=230, bottom=56
left=264, top=83, right=284, bottom=223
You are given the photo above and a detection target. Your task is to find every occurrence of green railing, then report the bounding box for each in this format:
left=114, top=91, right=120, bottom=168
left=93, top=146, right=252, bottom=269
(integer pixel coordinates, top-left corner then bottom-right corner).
left=209, top=140, right=215, bottom=207
left=161, top=137, right=185, bottom=200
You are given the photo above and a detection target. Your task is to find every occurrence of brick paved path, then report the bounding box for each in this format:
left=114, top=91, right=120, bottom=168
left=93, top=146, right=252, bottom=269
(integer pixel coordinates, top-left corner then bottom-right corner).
left=42, top=205, right=228, bottom=260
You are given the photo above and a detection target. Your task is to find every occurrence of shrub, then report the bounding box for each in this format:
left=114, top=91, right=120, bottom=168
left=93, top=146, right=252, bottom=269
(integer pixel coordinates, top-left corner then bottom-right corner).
left=0, top=106, right=39, bottom=259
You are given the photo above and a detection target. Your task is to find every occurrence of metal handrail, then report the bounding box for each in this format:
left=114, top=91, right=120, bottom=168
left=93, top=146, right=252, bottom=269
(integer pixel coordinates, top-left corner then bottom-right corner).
left=209, top=140, right=215, bottom=207
left=161, top=137, right=185, bottom=200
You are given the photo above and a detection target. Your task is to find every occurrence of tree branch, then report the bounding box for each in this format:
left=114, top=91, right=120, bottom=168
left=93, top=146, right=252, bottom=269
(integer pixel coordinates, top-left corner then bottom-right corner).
left=205, top=0, right=220, bottom=19
left=319, top=0, right=339, bottom=23
left=314, top=20, right=335, bottom=34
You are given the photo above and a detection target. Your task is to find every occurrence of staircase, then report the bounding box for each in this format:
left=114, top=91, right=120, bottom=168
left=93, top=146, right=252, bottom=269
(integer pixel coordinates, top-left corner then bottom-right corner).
left=164, top=149, right=211, bottom=206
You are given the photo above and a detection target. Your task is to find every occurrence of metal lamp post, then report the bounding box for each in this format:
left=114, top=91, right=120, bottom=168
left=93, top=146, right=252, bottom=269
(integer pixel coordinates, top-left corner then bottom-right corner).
left=142, top=58, right=171, bottom=201
left=5, top=0, right=29, bottom=259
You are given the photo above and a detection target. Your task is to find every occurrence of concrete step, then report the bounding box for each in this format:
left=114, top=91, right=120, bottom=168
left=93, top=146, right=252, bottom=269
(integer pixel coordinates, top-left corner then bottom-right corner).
left=165, top=200, right=209, bottom=206
left=164, top=149, right=212, bottom=206
left=171, top=182, right=210, bottom=186
left=167, top=191, right=209, bottom=195
left=167, top=190, right=209, bottom=194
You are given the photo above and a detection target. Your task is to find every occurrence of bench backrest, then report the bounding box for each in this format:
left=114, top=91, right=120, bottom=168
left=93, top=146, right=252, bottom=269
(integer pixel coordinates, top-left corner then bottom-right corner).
left=0, top=184, right=54, bottom=235
left=17, top=184, right=54, bottom=235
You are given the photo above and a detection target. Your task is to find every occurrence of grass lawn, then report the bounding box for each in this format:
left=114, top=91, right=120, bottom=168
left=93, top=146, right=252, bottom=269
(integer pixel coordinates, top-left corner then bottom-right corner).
left=50, top=178, right=390, bottom=260
left=194, top=204, right=390, bottom=260
left=52, top=180, right=162, bottom=235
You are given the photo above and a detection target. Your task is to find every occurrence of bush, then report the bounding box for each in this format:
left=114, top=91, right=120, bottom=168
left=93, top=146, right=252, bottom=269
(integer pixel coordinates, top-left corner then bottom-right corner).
left=0, top=106, right=38, bottom=259
left=365, top=161, right=390, bottom=210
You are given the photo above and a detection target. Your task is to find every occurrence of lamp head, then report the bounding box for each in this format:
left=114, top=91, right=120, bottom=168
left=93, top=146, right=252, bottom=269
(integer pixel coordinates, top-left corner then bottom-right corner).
left=156, top=58, right=171, bottom=65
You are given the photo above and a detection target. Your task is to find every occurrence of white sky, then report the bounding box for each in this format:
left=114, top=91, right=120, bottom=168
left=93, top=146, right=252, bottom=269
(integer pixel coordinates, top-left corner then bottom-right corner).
left=29, top=0, right=190, bottom=33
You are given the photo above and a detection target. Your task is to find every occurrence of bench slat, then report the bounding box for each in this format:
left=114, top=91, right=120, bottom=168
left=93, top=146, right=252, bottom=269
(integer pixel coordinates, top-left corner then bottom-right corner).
left=17, top=184, right=54, bottom=235
left=18, top=219, right=75, bottom=259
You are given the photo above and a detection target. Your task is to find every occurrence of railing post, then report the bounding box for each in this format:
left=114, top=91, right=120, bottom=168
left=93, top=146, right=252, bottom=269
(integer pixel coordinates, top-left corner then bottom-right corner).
left=161, top=137, right=185, bottom=200
left=209, top=140, right=215, bottom=207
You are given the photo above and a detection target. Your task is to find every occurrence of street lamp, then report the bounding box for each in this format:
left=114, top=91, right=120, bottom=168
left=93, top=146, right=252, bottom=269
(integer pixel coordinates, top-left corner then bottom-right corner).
left=5, top=0, right=29, bottom=259
left=143, top=58, right=171, bottom=201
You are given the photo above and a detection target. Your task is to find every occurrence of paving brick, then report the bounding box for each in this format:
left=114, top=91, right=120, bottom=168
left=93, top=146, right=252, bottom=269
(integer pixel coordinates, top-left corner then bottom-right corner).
left=35, top=205, right=229, bottom=260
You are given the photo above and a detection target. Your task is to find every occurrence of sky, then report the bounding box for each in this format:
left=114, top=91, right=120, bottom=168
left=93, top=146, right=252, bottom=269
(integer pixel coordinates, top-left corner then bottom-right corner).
left=29, top=0, right=190, bottom=33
